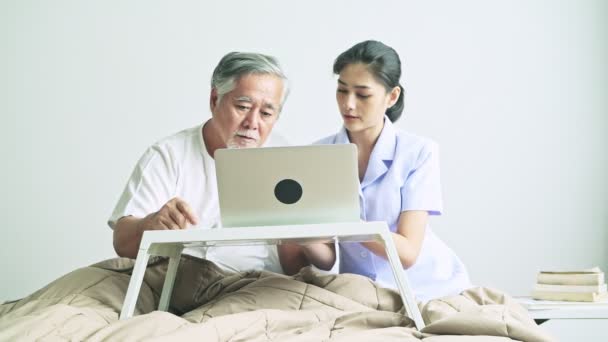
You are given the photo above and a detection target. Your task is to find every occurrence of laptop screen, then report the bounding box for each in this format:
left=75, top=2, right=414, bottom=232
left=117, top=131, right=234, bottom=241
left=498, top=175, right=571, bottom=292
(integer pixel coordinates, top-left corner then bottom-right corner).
left=215, top=144, right=360, bottom=227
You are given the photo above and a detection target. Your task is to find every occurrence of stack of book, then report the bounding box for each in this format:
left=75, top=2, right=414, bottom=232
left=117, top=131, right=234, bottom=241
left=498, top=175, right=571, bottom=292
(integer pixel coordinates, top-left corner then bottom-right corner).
left=532, top=267, right=607, bottom=302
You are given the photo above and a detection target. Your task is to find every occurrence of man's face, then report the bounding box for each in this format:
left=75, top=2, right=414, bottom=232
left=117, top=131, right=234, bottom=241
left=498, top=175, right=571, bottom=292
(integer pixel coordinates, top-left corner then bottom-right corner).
left=210, top=73, right=284, bottom=149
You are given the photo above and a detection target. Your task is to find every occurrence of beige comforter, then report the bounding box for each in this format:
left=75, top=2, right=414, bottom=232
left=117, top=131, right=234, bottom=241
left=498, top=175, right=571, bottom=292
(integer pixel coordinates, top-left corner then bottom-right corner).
left=0, top=256, right=554, bottom=341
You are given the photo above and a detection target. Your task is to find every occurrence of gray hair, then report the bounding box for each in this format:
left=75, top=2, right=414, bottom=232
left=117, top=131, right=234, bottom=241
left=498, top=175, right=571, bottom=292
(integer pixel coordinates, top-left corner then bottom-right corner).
left=211, top=52, right=289, bottom=110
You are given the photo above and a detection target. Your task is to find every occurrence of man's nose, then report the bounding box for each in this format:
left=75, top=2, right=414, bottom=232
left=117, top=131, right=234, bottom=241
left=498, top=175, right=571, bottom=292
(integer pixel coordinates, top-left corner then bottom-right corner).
left=242, top=109, right=260, bottom=130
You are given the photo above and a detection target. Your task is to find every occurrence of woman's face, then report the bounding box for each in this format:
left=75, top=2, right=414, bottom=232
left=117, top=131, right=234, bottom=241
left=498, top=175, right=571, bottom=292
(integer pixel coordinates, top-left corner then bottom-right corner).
left=336, top=63, right=399, bottom=134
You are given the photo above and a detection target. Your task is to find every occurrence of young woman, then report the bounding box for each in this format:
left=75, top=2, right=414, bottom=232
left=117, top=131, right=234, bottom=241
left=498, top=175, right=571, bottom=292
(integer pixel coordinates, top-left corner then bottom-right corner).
left=278, top=40, right=471, bottom=302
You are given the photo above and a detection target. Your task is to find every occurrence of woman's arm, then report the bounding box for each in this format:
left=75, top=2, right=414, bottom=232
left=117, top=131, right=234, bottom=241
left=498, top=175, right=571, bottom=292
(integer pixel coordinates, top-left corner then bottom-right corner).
left=278, top=243, right=336, bottom=275
left=361, top=210, right=427, bottom=268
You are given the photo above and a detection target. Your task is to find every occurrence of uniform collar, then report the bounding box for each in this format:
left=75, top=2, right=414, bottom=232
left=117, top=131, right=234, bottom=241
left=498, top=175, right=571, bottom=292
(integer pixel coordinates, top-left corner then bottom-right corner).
left=335, top=116, right=397, bottom=188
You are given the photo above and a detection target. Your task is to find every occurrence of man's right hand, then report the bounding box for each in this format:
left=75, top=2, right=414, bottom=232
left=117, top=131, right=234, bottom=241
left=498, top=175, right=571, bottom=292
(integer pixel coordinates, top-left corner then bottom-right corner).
left=113, top=197, right=199, bottom=258
left=139, top=197, right=199, bottom=231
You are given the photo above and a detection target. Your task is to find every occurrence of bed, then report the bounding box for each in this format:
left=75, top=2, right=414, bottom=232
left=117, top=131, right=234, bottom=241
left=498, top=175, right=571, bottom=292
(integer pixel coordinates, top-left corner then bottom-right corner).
left=0, top=256, right=554, bottom=341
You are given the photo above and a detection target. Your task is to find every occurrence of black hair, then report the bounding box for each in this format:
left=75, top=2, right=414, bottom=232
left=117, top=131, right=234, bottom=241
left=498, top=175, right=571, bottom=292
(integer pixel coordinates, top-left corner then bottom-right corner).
left=333, top=40, right=404, bottom=122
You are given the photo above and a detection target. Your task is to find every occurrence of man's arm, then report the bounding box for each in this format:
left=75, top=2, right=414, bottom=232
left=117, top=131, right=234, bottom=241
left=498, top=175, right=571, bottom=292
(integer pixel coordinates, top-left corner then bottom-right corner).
left=277, top=244, right=309, bottom=275
left=113, top=197, right=199, bottom=259
left=278, top=243, right=336, bottom=275
left=113, top=216, right=145, bottom=259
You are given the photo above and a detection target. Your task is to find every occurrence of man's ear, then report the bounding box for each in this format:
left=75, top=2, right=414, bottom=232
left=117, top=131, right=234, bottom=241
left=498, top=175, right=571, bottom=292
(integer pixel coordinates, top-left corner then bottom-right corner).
left=387, top=86, right=401, bottom=108
left=210, top=88, right=219, bottom=112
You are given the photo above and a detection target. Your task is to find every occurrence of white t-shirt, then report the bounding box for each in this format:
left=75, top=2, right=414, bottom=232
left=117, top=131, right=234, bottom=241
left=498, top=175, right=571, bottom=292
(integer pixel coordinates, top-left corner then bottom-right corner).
left=108, top=123, right=283, bottom=273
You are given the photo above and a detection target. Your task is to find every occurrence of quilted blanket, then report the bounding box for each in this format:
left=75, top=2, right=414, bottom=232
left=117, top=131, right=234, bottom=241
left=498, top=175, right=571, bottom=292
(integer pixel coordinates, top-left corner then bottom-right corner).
left=0, top=256, right=554, bottom=341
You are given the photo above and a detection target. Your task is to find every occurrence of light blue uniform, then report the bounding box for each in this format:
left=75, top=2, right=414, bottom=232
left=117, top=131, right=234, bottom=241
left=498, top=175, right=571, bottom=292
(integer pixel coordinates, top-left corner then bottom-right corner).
left=317, top=117, right=471, bottom=302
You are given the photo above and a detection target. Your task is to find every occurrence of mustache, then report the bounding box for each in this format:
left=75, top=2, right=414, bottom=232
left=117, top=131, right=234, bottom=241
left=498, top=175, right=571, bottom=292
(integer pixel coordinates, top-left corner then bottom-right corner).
left=234, top=130, right=260, bottom=140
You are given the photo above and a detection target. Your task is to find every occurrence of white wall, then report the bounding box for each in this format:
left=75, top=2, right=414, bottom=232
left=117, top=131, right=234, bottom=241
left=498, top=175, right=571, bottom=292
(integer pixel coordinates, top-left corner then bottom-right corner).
left=2, top=0, right=607, bottom=307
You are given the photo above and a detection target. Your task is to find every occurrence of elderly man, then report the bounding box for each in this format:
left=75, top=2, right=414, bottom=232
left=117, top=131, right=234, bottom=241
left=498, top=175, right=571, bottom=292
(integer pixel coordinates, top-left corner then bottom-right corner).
left=108, top=52, right=288, bottom=273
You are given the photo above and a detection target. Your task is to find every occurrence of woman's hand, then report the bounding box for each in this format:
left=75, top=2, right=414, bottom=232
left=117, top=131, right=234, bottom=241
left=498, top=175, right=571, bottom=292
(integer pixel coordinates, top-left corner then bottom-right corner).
left=361, top=210, right=427, bottom=268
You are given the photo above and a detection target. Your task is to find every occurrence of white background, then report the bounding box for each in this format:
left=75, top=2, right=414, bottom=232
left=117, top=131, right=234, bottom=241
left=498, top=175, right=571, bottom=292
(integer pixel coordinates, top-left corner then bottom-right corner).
left=1, top=1, right=607, bottom=337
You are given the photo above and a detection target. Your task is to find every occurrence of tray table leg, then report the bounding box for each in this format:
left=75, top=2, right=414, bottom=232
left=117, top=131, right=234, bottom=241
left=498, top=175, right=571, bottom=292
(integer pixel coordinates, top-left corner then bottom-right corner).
left=380, top=231, right=426, bottom=330
left=158, top=246, right=183, bottom=312
left=120, top=248, right=151, bottom=320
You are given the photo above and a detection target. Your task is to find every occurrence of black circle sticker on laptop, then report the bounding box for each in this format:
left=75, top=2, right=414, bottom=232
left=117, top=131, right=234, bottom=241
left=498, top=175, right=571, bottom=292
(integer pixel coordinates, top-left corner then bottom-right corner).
left=274, top=179, right=303, bottom=204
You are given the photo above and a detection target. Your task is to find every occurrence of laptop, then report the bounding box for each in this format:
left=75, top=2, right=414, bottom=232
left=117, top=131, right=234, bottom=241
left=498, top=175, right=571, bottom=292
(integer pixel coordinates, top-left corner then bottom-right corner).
left=215, top=144, right=360, bottom=228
